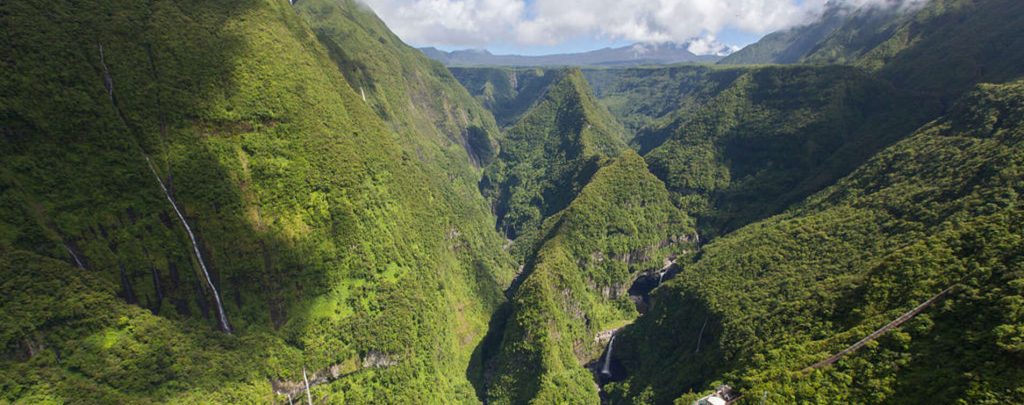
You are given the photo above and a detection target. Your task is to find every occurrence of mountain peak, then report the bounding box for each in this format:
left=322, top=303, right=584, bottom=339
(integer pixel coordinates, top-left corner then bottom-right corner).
left=419, top=41, right=722, bottom=67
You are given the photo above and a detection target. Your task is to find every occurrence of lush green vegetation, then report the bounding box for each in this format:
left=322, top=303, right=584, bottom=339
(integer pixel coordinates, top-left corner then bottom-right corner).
left=0, top=248, right=302, bottom=403
left=864, top=0, right=1024, bottom=104
left=718, top=3, right=898, bottom=66
left=582, top=66, right=747, bottom=137
left=1, top=0, right=513, bottom=402
left=3, top=0, right=1024, bottom=403
left=480, top=69, right=627, bottom=252
left=609, top=79, right=1024, bottom=404
left=723, top=0, right=1024, bottom=104
left=295, top=0, right=501, bottom=167
left=636, top=65, right=932, bottom=237
left=449, top=67, right=561, bottom=128
left=487, top=152, right=693, bottom=404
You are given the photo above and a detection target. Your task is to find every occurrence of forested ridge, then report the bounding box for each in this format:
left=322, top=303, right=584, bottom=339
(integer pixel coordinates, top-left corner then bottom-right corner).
left=1, top=0, right=513, bottom=402
left=2, top=0, right=1023, bottom=403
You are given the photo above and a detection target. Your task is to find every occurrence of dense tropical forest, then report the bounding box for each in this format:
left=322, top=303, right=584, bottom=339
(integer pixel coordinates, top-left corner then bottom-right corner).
left=1, top=0, right=1022, bottom=403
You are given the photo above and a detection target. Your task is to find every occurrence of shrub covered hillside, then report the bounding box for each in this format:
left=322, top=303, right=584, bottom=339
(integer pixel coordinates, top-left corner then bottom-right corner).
left=582, top=66, right=748, bottom=138
left=717, top=2, right=907, bottom=66
left=609, top=79, right=1024, bottom=404
left=634, top=65, right=931, bottom=237
left=722, top=0, right=1024, bottom=103
left=449, top=67, right=562, bottom=129
left=295, top=0, right=501, bottom=167
left=487, top=151, right=694, bottom=404
left=0, top=0, right=514, bottom=402
left=480, top=69, right=627, bottom=253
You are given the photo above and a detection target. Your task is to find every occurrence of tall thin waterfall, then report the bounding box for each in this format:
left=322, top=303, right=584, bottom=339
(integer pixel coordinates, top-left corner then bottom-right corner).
left=64, top=243, right=85, bottom=269
left=303, top=367, right=313, bottom=405
left=601, top=335, right=616, bottom=376
left=145, top=156, right=231, bottom=333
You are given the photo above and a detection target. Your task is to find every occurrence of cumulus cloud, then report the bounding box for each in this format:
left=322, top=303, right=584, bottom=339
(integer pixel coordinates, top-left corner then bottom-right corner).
left=359, top=0, right=527, bottom=46
left=359, top=0, right=927, bottom=50
left=686, top=35, right=741, bottom=57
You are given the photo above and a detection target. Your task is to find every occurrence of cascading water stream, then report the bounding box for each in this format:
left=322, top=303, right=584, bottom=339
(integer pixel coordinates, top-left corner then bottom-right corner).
left=695, top=317, right=708, bottom=354
left=601, top=335, right=616, bottom=376
left=64, top=243, right=85, bottom=269
left=146, top=156, right=231, bottom=333
left=303, top=367, right=313, bottom=405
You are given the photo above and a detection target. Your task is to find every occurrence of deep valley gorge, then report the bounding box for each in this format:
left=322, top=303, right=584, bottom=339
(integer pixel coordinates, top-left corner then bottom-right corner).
left=2, top=0, right=1023, bottom=403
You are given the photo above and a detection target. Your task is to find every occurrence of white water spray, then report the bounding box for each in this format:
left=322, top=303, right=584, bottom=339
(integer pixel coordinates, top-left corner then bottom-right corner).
left=146, top=156, right=230, bottom=333
left=601, top=335, right=616, bottom=376
left=658, top=271, right=665, bottom=285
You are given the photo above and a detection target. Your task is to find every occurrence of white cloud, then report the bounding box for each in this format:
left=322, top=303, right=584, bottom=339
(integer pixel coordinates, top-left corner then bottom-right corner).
left=359, top=0, right=926, bottom=49
left=686, top=35, right=741, bottom=57
left=359, top=0, right=527, bottom=46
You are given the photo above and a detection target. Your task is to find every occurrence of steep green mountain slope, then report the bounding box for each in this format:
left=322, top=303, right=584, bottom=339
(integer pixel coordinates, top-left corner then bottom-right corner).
left=608, top=79, right=1024, bottom=404
left=717, top=4, right=854, bottom=65
left=449, top=67, right=560, bottom=128
left=795, top=2, right=919, bottom=66
left=634, top=65, right=931, bottom=236
left=862, top=0, right=1024, bottom=103
left=582, top=66, right=747, bottom=137
left=295, top=0, right=501, bottom=167
left=486, top=152, right=694, bottom=404
left=723, top=0, right=1024, bottom=104
left=1, top=0, right=513, bottom=402
left=480, top=69, right=628, bottom=251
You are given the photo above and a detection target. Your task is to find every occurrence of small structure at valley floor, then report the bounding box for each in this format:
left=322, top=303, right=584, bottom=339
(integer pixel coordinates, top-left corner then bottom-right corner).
left=695, top=385, right=739, bottom=405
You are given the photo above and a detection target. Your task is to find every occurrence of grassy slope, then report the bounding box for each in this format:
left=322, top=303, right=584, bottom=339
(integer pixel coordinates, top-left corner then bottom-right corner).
left=609, top=79, right=1024, bottom=404
left=487, top=151, right=693, bottom=404
left=0, top=0, right=512, bottom=402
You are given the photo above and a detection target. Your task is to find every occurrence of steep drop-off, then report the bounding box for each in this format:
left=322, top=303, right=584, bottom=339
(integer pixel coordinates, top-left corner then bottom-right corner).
left=609, top=79, right=1024, bottom=404
left=0, top=0, right=513, bottom=402
left=449, top=67, right=561, bottom=129
left=487, top=152, right=694, bottom=404
left=480, top=69, right=627, bottom=253
left=722, top=0, right=1024, bottom=104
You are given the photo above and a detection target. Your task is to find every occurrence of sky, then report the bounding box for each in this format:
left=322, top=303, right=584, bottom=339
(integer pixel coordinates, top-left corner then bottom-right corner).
left=355, top=0, right=795, bottom=55
left=357, top=0, right=922, bottom=56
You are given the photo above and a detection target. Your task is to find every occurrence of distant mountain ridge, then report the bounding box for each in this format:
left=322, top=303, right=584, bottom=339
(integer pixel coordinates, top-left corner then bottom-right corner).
left=421, top=42, right=724, bottom=67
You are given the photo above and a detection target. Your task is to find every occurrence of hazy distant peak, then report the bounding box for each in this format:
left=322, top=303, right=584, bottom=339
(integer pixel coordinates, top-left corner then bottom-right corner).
left=420, top=41, right=723, bottom=67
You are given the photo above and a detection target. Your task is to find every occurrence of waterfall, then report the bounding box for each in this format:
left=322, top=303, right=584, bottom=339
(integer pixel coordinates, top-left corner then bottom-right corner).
left=303, top=367, right=313, bottom=405
left=64, top=243, right=85, bottom=269
left=695, top=317, right=708, bottom=354
left=150, top=263, right=164, bottom=314
left=658, top=271, right=665, bottom=285
left=98, top=44, right=113, bottom=100
left=145, top=156, right=231, bottom=333
left=601, top=335, right=616, bottom=376
left=360, top=87, right=367, bottom=102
